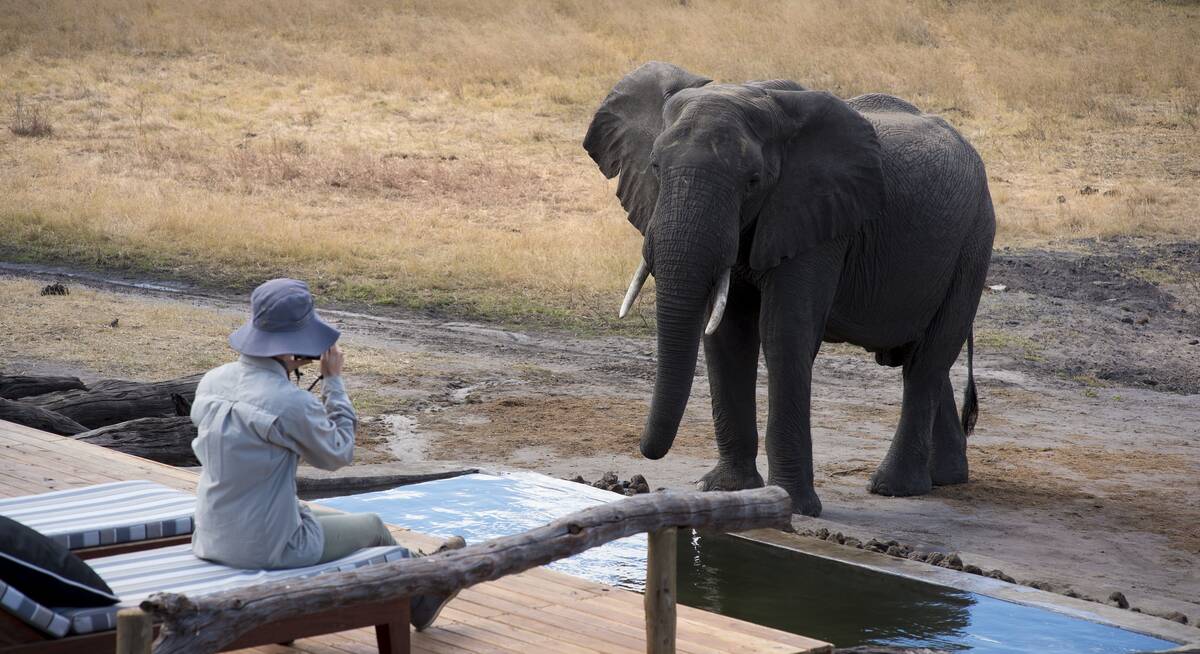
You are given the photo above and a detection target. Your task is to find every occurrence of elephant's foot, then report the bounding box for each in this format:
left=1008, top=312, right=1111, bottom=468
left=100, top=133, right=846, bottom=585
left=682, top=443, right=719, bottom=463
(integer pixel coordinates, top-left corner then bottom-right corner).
left=766, top=477, right=823, bottom=517
left=868, top=459, right=932, bottom=497
left=788, top=487, right=823, bottom=517
left=697, top=462, right=764, bottom=492
left=930, top=453, right=968, bottom=486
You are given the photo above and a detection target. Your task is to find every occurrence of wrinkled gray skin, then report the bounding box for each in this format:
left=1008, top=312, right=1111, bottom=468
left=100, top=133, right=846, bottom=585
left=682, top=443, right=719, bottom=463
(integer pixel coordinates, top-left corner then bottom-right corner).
left=584, top=62, right=995, bottom=516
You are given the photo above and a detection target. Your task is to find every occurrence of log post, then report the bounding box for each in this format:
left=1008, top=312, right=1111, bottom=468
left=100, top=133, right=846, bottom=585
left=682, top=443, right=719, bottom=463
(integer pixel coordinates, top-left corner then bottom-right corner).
left=115, top=607, right=153, bottom=654
left=645, top=527, right=677, bottom=654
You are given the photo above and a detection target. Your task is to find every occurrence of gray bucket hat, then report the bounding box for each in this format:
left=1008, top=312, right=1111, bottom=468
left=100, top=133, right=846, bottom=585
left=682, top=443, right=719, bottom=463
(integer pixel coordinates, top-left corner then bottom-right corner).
left=229, top=278, right=339, bottom=358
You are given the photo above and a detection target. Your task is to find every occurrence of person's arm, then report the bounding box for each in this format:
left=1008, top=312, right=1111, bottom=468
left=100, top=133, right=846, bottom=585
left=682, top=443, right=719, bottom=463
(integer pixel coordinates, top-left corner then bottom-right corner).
left=274, top=346, right=356, bottom=470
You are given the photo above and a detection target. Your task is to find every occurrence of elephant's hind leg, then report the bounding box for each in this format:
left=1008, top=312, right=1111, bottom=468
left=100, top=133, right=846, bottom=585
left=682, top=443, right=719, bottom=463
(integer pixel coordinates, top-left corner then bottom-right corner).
left=930, top=376, right=969, bottom=486
left=869, top=368, right=939, bottom=496
left=699, top=278, right=764, bottom=493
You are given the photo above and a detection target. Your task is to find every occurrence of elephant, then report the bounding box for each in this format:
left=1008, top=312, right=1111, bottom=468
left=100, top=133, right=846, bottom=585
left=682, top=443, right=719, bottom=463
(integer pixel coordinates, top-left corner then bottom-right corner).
left=583, top=62, right=995, bottom=516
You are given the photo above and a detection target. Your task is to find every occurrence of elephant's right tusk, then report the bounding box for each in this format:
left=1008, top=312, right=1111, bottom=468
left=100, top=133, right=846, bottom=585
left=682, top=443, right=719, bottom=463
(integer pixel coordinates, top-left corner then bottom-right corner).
left=618, top=259, right=650, bottom=319
left=704, top=268, right=731, bottom=336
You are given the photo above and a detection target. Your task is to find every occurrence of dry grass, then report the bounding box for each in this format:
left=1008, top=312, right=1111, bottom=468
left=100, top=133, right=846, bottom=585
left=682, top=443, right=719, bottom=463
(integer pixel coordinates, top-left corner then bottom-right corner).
left=0, top=277, right=428, bottom=384
left=0, top=0, right=1197, bottom=326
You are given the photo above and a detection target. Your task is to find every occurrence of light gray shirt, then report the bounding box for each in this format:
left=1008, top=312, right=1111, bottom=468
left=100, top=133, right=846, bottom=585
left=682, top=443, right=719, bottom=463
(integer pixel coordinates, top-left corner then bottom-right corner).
left=190, top=355, right=356, bottom=569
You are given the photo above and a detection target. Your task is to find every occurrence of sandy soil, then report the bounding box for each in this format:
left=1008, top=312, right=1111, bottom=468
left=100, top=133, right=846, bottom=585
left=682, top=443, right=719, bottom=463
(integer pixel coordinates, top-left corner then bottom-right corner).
left=2, top=238, right=1198, bottom=625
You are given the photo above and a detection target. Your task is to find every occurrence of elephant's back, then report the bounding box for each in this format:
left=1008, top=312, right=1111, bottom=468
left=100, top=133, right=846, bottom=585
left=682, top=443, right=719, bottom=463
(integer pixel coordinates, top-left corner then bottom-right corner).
left=848, top=93, right=922, bottom=115
left=827, top=99, right=993, bottom=348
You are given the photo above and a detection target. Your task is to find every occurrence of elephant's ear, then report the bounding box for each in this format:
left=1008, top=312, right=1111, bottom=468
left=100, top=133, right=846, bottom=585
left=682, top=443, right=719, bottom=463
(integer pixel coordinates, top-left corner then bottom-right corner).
left=749, top=90, right=885, bottom=270
left=583, top=62, right=712, bottom=234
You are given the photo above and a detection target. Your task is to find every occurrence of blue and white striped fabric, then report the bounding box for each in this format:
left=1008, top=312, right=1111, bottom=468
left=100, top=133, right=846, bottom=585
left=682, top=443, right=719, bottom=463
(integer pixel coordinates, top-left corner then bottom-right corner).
left=0, top=480, right=195, bottom=549
left=0, top=578, right=71, bottom=637
left=4, top=544, right=411, bottom=637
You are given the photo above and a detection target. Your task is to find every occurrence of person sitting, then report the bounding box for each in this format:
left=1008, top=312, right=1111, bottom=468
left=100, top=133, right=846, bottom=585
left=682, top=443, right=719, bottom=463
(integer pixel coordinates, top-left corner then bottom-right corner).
left=189, top=277, right=462, bottom=630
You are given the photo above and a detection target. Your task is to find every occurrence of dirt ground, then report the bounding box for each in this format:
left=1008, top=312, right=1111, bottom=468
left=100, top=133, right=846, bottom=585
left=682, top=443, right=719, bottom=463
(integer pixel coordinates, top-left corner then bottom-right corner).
left=1, top=237, right=1198, bottom=625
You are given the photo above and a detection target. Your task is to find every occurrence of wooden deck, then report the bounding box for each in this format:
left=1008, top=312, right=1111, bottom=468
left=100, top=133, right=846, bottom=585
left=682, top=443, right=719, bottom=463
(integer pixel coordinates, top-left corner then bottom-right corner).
left=0, top=419, right=831, bottom=654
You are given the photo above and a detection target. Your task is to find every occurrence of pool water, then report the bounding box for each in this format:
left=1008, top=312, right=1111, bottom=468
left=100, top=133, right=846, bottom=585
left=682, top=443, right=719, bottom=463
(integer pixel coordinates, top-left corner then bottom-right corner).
left=320, top=472, right=1177, bottom=653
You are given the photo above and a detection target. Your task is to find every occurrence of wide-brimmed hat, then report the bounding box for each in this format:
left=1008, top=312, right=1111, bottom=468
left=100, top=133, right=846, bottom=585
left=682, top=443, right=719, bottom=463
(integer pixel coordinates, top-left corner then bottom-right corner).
left=229, top=278, right=339, bottom=358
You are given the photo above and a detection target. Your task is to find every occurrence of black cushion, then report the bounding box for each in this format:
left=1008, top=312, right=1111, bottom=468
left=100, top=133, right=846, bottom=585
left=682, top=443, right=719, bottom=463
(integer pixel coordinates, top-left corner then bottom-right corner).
left=0, top=515, right=118, bottom=607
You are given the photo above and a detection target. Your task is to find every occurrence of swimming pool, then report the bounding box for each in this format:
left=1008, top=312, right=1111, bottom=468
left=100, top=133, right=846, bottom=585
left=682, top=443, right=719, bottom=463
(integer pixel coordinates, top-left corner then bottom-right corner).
left=320, top=472, right=1179, bottom=652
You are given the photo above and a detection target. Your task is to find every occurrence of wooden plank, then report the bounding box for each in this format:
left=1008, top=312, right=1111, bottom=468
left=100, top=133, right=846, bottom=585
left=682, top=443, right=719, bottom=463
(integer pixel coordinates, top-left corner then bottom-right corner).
left=537, top=601, right=734, bottom=654
left=602, top=588, right=830, bottom=651
left=597, top=593, right=829, bottom=653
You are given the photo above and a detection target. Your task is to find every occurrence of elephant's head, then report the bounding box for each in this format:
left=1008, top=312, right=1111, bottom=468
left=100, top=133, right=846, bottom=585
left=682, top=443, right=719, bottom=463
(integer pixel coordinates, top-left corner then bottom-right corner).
left=584, top=62, right=886, bottom=460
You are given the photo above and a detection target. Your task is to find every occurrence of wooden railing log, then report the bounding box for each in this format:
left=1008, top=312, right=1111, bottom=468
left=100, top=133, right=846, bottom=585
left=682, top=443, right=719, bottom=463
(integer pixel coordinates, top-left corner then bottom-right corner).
left=141, top=486, right=792, bottom=654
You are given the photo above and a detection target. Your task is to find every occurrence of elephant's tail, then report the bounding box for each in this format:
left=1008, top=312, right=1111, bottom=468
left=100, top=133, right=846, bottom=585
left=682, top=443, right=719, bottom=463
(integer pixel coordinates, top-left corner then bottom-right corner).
left=961, top=329, right=979, bottom=436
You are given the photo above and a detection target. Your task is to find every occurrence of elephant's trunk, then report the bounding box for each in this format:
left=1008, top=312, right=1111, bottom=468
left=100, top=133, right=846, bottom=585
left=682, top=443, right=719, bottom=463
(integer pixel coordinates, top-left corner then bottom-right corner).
left=640, top=170, right=738, bottom=460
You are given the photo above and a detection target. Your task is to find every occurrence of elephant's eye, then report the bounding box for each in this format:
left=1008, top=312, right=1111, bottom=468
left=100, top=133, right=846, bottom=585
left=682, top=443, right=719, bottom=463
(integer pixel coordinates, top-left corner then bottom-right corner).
left=650, top=161, right=660, bottom=175
left=746, top=173, right=761, bottom=191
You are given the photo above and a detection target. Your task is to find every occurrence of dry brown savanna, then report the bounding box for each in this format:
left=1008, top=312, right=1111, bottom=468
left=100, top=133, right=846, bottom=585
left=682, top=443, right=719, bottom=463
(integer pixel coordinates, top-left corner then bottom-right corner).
left=1, top=0, right=1197, bottom=327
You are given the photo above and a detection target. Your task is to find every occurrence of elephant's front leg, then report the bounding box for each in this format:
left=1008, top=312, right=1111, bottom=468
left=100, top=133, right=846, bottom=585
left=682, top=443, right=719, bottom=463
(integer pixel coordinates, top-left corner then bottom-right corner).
left=699, top=278, right=763, bottom=492
left=759, top=247, right=846, bottom=517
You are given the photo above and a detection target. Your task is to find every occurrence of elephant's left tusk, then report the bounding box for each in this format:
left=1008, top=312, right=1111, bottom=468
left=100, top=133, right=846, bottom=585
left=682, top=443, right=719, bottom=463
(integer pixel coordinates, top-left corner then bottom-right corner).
left=704, top=268, right=731, bottom=336
left=619, top=259, right=650, bottom=319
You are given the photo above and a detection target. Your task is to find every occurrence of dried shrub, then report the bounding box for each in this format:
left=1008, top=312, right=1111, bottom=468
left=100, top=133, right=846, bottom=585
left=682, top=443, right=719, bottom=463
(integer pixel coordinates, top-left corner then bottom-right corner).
left=9, top=96, right=53, bottom=138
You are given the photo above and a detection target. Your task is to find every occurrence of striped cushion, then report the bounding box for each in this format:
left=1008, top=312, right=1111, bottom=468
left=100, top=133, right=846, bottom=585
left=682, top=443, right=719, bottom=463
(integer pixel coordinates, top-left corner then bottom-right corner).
left=55, top=544, right=412, bottom=636
left=0, top=579, right=72, bottom=637
left=0, top=480, right=195, bottom=549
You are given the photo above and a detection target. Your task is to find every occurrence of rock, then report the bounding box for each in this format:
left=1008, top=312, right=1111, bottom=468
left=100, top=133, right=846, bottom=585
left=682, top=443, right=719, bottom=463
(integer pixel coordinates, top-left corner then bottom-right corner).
left=570, top=475, right=586, bottom=484
left=1080, top=185, right=1099, bottom=195
left=40, top=283, right=68, bottom=296
left=943, top=553, right=963, bottom=570
left=1064, top=589, right=1080, bottom=598
left=908, top=552, right=925, bottom=561
left=816, top=528, right=830, bottom=540
left=1108, top=591, right=1129, bottom=609
left=1136, top=315, right=1150, bottom=325
left=1121, top=316, right=1134, bottom=324
left=1189, top=339, right=1198, bottom=345
left=987, top=569, right=1016, bottom=583
left=925, top=552, right=945, bottom=566
left=963, top=564, right=983, bottom=575
left=843, top=537, right=862, bottom=549
left=1057, top=195, right=1067, bottom=203
left=834, top=532, right=846, bottom=544
left=885, top=545, right=904, bottom=557
left=1163, top=612, right=1188, bottom=625
left=1029, top=580, right=1055, bottom=591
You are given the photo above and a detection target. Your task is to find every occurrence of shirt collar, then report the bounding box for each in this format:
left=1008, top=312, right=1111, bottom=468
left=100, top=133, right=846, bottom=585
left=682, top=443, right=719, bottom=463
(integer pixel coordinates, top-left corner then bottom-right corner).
left=238, top=354, right=289, bottom=378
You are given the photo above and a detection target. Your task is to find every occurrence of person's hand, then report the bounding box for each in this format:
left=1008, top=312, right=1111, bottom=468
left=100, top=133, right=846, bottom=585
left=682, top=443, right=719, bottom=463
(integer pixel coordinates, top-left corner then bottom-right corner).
left=320, top=344, right=344, bottom=378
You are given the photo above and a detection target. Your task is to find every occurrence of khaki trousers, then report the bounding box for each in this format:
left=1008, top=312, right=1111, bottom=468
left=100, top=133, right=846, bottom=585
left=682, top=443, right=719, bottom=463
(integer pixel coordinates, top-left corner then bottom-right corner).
left=309, top=507, right=399, bottom=563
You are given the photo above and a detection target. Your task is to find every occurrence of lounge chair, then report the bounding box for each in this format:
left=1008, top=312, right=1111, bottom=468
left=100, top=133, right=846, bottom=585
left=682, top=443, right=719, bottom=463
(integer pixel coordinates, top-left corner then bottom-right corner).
left=0, top=480, right=195, bottom=558
left=0, top=543, right=413, bottom=653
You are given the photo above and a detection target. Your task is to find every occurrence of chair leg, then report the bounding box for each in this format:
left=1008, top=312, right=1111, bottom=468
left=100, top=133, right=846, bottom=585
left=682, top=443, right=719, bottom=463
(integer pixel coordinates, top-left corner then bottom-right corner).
left=375, top=599, right=411, bottom=654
